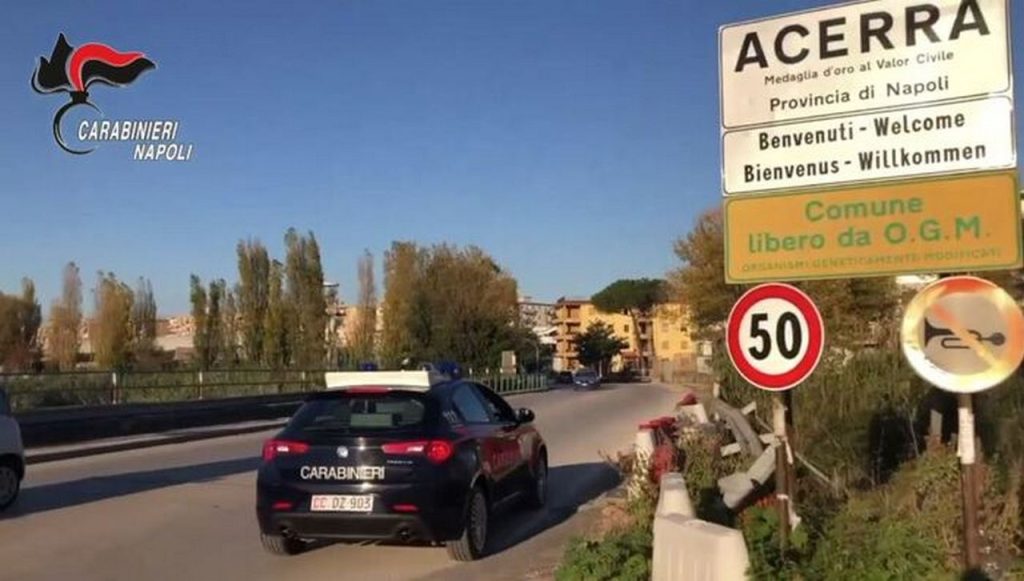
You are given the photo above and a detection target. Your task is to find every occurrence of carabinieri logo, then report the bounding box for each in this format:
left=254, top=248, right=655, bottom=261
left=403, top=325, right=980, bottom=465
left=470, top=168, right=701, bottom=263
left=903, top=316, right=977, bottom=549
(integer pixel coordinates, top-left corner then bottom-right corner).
left=31, top=34, right=194, bottom=161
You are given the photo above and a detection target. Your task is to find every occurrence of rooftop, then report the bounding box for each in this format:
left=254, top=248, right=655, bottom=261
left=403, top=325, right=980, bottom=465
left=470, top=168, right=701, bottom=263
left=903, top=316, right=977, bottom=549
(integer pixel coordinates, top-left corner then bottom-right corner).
left=555, top=296, right=591, bottom=305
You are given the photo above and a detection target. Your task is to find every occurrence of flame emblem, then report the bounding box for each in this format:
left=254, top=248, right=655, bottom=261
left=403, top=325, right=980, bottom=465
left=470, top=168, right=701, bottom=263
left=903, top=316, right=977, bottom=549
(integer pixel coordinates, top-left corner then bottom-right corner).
left=32, top=34, right=155, bottom=154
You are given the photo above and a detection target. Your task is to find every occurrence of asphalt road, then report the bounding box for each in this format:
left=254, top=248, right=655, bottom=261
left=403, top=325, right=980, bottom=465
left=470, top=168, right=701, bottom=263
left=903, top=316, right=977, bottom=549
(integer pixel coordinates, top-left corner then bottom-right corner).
left=0, top=383, right=684, bottom=581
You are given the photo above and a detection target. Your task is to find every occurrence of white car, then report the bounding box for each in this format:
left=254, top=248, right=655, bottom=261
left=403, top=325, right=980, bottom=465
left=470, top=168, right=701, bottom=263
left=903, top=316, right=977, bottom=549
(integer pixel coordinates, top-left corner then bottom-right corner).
left=0, top=388, right=24, bottom=511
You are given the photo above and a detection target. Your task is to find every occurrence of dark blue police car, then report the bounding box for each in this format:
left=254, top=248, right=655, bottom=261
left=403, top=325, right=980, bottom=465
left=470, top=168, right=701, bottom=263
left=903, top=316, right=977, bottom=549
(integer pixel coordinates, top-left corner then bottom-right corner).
left=255, top=366, right=547, bottom=561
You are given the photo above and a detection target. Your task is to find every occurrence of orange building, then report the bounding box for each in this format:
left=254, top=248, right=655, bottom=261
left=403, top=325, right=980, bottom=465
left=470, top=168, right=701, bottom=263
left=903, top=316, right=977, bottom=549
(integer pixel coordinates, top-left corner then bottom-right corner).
left=552, top=297, right=695, bottom=377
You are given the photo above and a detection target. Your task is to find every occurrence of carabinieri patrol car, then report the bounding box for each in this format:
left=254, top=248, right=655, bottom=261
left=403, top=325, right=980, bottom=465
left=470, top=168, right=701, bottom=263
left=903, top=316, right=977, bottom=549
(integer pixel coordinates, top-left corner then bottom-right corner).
left=255, top=365, right=547, bottom=561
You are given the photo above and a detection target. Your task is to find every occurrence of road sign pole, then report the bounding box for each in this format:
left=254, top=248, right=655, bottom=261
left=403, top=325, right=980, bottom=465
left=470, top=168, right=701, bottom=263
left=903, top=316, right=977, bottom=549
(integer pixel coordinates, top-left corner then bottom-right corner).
left=901, top=275, right=1024, bottom=574
left=727, top=283, right=823, bottom=551
left=783, top=388, right=797, bottom=520
left=957, top=393, right=981, bottom=572
left=773, top=394, right=789, bottom=548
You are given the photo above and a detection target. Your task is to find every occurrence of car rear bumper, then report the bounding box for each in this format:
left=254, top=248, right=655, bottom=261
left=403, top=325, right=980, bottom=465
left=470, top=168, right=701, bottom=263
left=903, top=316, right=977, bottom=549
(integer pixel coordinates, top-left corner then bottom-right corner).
left=256, top=480, right=466, bottom=542
left=259, top=510, right=450, bottom=542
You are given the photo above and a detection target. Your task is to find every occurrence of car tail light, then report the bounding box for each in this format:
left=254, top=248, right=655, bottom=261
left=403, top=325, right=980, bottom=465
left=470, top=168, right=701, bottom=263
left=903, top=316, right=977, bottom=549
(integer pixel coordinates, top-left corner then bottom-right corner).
left=425, top=441, right=454, bottom=464
left=392, top=504, right=419, bottom=513
left=272, top=501, right=293, bottom=511
left=262, top=439, right=310, bottom=462
left=383, top=440, right=454, bottom=464
left=382, top=441, right=428, bottom=454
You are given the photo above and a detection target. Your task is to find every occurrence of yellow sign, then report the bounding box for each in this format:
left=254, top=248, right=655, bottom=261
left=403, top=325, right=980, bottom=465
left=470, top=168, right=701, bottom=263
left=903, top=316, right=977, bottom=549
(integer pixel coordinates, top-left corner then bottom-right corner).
left=901, top=276, right=1024, bottom=394
left=724, top=171, right=1022, bottom=283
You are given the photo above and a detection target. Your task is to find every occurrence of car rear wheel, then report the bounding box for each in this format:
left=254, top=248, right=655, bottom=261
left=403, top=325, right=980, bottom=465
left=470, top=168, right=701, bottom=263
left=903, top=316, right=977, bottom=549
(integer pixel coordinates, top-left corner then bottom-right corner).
left=525, top=454, right=547, bottom=510
left=0, top=460, right=21, bottom=511
left=446, top=486, right=488, bottom=561
left=260, top=533, right=305, bottom=556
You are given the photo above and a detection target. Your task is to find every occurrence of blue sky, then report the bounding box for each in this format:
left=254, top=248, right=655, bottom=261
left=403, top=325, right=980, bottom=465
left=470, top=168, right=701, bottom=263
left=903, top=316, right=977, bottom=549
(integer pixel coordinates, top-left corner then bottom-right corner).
left=1, top=0, right=1022, bottom=314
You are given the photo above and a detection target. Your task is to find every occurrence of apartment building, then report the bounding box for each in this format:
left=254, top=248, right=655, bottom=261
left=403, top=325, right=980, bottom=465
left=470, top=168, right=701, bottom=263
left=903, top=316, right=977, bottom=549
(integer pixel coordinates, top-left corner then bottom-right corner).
left=335, top=303, right=385, bottom=348
left=518, top=296, right=556, bottom=329
left=552, top=297, right=696, bottom=376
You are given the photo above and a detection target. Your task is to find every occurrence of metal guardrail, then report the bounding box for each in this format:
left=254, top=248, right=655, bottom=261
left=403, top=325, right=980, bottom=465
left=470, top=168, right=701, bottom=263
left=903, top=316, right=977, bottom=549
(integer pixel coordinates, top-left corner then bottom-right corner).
left=478, top=373, right=549, bottom=395
left=0, top=369, right=550, bottom=412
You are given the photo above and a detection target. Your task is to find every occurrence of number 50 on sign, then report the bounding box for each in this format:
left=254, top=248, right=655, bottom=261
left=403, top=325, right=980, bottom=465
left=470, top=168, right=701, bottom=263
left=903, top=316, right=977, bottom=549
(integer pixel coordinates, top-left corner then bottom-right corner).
left=727, top=283, right=825, bottom=391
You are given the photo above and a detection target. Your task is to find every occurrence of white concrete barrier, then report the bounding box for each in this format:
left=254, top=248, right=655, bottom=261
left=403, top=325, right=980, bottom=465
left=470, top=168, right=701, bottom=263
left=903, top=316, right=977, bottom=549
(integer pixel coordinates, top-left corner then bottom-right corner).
left=656, top=472, right=695, bottom=520
left=630, top=427, right=657, bottom=499
left=652, top=472, right=751, bottom=581
left=653, top=516, right=750, bottom=581
left=636, top=427, right=657, bottom=458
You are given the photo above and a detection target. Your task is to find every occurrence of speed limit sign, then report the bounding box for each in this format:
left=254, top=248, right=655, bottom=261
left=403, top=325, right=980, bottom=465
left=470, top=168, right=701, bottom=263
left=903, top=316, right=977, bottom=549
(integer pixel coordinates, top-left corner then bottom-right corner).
left=726, top=283, right=825, bottom=391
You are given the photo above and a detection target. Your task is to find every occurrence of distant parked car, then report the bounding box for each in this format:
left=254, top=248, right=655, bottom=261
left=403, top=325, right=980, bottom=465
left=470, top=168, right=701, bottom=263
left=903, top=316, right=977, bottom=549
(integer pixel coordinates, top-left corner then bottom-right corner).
left=572, top=368, right=601, bottom=391
left=0, top=387, right=24, bottom=511
left=554, top=371, right=573, bottom=385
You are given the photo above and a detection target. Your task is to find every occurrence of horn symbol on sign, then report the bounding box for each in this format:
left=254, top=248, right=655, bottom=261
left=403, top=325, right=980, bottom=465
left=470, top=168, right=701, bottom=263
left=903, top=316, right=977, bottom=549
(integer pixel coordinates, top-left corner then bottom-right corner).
left=923, top=319, right=1006, bottom=350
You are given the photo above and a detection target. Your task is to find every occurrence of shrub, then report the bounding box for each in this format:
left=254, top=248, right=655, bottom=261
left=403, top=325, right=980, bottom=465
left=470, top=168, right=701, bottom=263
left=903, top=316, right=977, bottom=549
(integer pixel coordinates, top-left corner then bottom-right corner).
left=738, top=447, right=1016, bottom=579
left=806, top=448, right=962, bottom=580
left=710, top=314, right=1024, bottom=574
left=740, top=504, right=811, bottom=580
left=809, top=506, right=949, bottom=580
left=557, top=450, right=657, bottom=581
left=555, top=525, right=652, bottom=581
left=675, top=423, right=746, bottom=524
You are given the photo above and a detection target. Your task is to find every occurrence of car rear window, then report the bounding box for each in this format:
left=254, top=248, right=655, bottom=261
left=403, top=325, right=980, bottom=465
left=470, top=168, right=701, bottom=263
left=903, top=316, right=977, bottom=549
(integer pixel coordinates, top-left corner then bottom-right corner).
left=288, top=391, right=433, bottom=434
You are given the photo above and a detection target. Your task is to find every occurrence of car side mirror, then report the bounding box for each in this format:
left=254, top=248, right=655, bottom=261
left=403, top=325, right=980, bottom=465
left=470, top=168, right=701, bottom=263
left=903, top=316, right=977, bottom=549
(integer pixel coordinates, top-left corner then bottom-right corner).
left=516, top=408, right=535, bottom=424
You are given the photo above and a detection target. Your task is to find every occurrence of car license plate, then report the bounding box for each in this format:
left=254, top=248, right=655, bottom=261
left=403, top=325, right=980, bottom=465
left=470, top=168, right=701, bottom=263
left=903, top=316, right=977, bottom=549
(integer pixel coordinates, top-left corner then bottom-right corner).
left=310, top=495, right=374, bottom=512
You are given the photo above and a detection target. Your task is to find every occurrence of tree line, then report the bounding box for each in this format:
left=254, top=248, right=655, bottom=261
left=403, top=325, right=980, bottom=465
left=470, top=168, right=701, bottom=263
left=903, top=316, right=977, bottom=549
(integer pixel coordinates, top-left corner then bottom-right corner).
left=0, top=231, right=539, bottom=374
left=378, top=241, right=535, bottom=371
left=0, top=262, right=158, bottom=372
left=189, top=228, right=328, bottom=370
left=187, top=234, right=536, bottom=372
